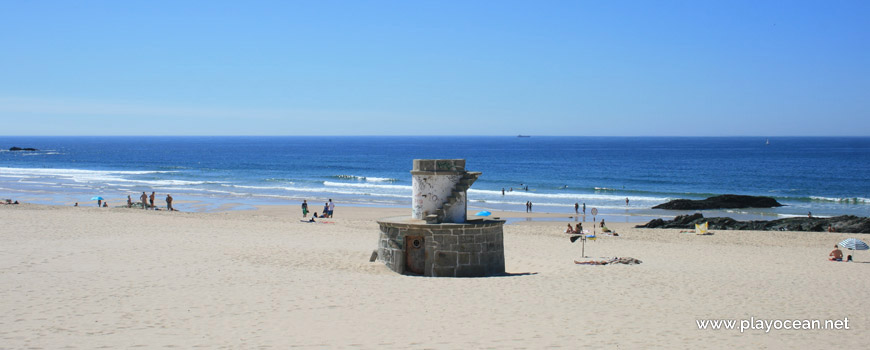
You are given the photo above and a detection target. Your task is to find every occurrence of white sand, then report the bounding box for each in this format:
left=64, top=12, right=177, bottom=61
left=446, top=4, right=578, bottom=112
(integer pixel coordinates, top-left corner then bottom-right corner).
left=1, top=203, right=867, bottom=348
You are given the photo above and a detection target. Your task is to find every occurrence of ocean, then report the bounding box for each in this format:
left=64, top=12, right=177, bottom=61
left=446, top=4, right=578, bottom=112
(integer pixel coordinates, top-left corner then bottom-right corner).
left=1, top=136, right=868, bottom=221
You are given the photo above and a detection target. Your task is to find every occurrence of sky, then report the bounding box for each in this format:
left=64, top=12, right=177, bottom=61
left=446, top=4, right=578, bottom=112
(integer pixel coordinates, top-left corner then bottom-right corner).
left=1, top=0, right=868, bottom=136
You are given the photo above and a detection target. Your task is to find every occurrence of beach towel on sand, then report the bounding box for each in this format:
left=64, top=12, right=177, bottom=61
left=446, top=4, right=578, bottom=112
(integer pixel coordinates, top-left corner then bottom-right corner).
left=575, top=257, right=642, bottom=265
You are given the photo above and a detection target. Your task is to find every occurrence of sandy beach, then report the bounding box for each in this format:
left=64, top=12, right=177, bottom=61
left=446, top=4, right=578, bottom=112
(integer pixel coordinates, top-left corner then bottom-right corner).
left=1, top=203, right=867, bottom=349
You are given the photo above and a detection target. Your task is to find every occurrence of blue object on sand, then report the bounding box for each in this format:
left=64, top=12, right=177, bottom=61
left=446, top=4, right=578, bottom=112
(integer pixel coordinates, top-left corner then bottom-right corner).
left=475, top=211, right=492, bottom=216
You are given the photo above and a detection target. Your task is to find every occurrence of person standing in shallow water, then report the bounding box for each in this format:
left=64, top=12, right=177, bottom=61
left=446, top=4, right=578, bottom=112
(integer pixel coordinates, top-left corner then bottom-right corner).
left=127, top=195, right=132, bottom=208
left=301, top=200, right=309, bottom=218
left=166, top=194, right=173, bottom=211
left=574, top=202, right=579, bottom=214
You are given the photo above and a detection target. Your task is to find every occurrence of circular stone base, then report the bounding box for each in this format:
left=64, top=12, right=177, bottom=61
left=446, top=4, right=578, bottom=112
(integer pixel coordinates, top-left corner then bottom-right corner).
left=376, top=216, right=505, bottom=277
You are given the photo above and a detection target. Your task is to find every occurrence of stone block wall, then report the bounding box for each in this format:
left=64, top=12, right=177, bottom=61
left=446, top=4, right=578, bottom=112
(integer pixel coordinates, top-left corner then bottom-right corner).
left=377, top=218, right=505, bottom=277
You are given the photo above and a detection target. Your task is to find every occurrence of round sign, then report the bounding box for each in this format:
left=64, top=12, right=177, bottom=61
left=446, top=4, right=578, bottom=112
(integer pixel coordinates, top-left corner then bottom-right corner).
left=591, top=208, right=598, bottom=216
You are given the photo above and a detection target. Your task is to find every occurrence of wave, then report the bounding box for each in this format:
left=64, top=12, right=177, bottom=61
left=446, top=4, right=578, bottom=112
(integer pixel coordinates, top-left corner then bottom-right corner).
left=200, top=186, right=408, bottom=199
left=330, top=175, right=400, bottom=183
left=323, top=181, right=410, bottom=191
left=808, top=196, right=869, bottom=204
left=264, top=178, right=295, bottom=184
left=0, top=167, right=178, bottom=177
left=467, top=188, right=668, bottom=202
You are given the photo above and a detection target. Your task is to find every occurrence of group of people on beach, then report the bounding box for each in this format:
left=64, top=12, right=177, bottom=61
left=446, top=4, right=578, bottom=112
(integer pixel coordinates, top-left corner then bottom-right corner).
left=829, top=245, right=853, bottom=262
left=574, top=202, right=586, bottom=214
left=77, top=192, right=175, bottom=211
left=127, top=191, right=174, bottom=211
left=301, top=199, right=335, bottom=222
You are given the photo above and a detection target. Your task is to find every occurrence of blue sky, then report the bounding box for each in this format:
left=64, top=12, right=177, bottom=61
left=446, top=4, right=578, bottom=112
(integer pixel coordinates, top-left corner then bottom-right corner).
left=1, top=0, right=868, bottom=136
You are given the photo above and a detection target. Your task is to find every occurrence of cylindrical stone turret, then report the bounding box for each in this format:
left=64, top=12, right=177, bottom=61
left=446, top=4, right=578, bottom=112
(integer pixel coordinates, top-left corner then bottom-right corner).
left=411, top=159, right=475, bottom=223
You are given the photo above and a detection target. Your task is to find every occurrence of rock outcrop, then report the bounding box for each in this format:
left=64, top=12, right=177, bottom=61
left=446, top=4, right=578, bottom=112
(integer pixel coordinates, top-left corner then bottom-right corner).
left=636, top=213, right=870, bottom=233
left=652, top=195, right=783, bottom=210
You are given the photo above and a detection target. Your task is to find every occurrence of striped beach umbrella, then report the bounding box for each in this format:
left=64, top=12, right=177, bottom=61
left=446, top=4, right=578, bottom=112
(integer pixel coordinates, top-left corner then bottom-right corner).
left=839, top=238, right=869, bottom=251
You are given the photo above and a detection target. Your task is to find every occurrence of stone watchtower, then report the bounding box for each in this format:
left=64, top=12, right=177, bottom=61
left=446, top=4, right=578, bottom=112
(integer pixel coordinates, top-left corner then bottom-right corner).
left=376, top=159, right=506, bottom=277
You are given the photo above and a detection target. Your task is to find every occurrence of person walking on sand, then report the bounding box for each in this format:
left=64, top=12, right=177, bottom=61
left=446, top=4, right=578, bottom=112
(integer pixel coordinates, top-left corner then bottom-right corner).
left=149, top=192, right=156, bottom=210
left=301, top=200, right=309, bottom=218
left=327, top=199, right=335, bottom=218
left=140, top=192, right=148, bottom=209
left=166, top=194, right=173, bottom=211
left=127, top=195, right=132, bottom=208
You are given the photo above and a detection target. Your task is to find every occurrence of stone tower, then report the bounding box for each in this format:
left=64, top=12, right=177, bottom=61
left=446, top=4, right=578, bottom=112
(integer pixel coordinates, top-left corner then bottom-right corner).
left=376, top=159, right=505, bottom=277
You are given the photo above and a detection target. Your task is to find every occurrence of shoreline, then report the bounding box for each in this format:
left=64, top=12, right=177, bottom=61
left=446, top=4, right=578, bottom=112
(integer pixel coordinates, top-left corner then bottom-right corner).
left=3, top=187, right=863, bottom=224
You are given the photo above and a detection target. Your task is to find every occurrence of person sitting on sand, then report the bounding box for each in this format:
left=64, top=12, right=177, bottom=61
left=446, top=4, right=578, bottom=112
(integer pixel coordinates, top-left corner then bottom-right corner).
left=565, top=224, right=575, bottom=234
left=102, top=202, right=108, bottom=207
left=600, top=219, right=605, bottom=228
left=575, top=223, right=583, bottom=234
left=830, top=245, right=843, bottom=261
left=309, top=212, right=317, bottom=222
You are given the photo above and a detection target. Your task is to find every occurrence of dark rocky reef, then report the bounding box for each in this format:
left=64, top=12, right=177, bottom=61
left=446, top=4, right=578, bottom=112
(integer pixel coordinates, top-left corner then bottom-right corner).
left=652, top=195, right=783, bottom=210
left=9, top=147, right=39, bottom=151
left=636, top=213, right=870, bottom=233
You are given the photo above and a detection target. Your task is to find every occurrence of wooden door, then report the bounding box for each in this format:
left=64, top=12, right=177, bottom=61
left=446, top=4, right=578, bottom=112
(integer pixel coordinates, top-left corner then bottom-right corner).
left=404, top=236, right=425, bottom=275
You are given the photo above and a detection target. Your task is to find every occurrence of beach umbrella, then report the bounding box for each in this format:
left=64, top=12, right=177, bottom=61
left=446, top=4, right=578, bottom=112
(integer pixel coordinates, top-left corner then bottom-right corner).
left=839, top=238, right=869, bottom=251
left=475, top=211, right=492, bottom=216
left=91, top=196, right=104, bottom=201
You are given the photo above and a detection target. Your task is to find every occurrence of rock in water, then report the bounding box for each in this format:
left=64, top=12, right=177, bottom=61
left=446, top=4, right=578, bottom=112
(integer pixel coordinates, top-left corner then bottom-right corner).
left=652, top=194, right=783, bottom=210
left=636, top=214, right=870, bottom=233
